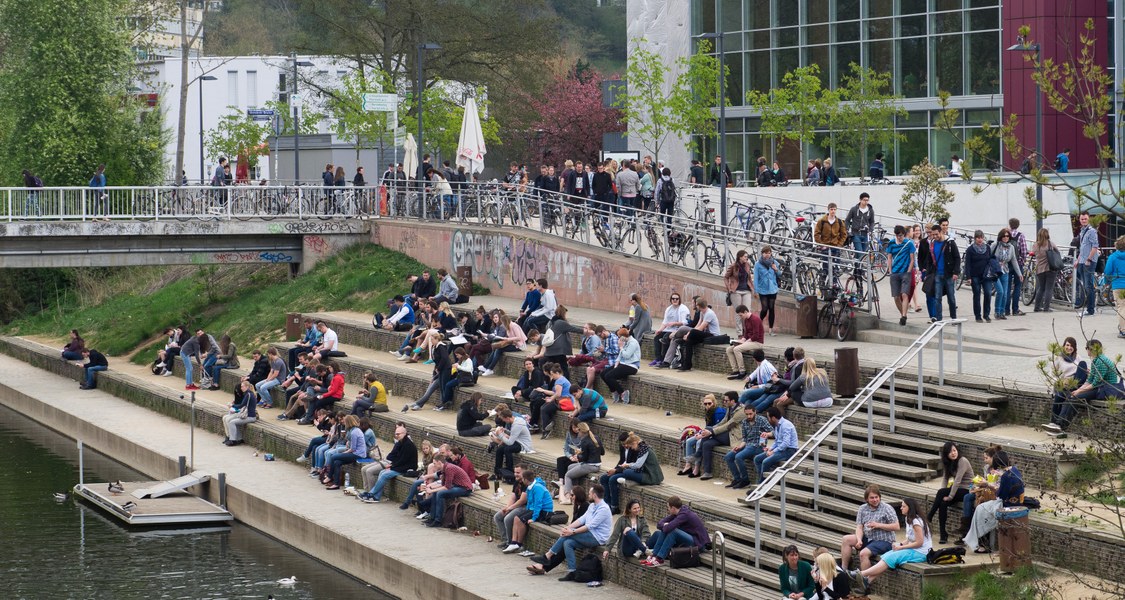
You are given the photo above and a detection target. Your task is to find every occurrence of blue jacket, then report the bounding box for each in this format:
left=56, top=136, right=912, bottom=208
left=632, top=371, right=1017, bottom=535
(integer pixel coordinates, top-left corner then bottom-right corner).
left=1104, top=250, right=1125, bottom=290
left=525, top=477, right=553, bottom=521
left=520, top=290, right=542, bottom=315
left=754, top=260, right=779, bottom=295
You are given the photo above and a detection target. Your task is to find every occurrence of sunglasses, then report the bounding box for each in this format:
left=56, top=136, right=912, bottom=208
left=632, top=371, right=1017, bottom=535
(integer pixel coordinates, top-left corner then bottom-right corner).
left=702, top=402, right=714, bottom=407
left=671, top=297, right=681, bottom=301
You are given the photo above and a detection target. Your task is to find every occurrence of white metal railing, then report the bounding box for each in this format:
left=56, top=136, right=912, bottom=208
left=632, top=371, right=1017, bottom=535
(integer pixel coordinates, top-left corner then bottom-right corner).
left=710, top=530, right=727, bottom=600
left=741, top=318, right=965, bottom=568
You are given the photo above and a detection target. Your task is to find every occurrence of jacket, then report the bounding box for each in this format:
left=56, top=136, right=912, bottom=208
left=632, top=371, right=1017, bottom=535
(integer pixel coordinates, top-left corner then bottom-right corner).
left=605, top=515, right=651, bottom=554
left=754, top=260, right=779, bottom=295
left=844, top=204, right=876, bottom=235
left=387, top=435, right=419, bottom=474
left=524, top=478, right=553, bottom=521
left=1106, top=250, right=1125, bottom=290
left=655, top=506, right=709, bottom=548
left=814, top=215, right=848, bottom=247
left=964, top=242, right=992, bottom=279
left=546, top=318, right=584, bottom=356
left=724, top=261, right=754, bottom=293
left=456, top=399, right=488, bottom=432
left=779, top=560, right=815, bottom=599
left=709, top=403, right=747, bottom=436
left=918, top=236, right=960, bottom=278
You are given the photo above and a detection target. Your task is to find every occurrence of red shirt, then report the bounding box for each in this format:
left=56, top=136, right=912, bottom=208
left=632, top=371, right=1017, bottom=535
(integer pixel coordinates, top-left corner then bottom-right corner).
left=324, top=373, right=345, bottom=400
left=742, top=314, right=765, bottom=344
left=440, top=462, right=474, bottom=491
left=453, top=456, right=478, bottom=482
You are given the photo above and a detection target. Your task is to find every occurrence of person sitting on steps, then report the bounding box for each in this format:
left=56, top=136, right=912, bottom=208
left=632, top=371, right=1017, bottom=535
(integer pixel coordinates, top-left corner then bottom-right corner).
left=839, top=484, right=900, bottom=572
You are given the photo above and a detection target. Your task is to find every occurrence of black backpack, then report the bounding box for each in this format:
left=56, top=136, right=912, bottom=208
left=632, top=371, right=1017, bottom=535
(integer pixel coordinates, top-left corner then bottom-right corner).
left=573, top=554, right=603, bottom=583
left=926, top=546, right=965, bottom=565
left=658, top=179, right=676, bottom=205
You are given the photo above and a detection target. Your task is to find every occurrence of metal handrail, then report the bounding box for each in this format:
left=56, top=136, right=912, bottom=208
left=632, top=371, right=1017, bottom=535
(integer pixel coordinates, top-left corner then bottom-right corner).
left=710, top=530, right=726, bottom=600
left=742, top=317, right=965, bottom=568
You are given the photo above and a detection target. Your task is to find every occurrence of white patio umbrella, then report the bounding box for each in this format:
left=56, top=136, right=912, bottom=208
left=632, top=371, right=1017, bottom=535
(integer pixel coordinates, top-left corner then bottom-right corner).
left=455, top=97, right=487, bottom=175
left=403, top=133, right=418, bottom=180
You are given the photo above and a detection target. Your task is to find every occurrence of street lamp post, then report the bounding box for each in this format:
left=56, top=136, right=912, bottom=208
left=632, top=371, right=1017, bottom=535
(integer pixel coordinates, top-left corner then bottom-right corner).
left=198, top=75, right=217, bottom=184
left=1008, top=36, right=1043, bottom=233
left=695, top=31, right=727, bottom=230
left=416, top=42, right=442, bottom=183
left=291, top=54, right=315, bottom=184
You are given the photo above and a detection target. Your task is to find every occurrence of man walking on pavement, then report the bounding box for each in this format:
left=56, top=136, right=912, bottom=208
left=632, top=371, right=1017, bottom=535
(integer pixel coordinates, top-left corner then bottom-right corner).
left=919, top=224, right=960, bottom=321
left=1075, top=210, right=1100, bottom=316
left=1007, top=218, right=1028, bottom=316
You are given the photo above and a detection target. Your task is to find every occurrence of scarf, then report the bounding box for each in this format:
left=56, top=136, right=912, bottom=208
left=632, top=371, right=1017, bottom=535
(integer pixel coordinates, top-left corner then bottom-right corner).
left=758, top=256, right=775, bottom=269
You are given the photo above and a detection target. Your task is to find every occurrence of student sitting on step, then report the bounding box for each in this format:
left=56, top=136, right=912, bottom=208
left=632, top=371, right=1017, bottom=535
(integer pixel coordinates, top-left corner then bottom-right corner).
left=351, top=372, right=388, bottom=415
left=852, top=498, right=932, bottom=594
left=457, top=392, right=493, bottom=437
left=602, top=432, right=663, bottom=513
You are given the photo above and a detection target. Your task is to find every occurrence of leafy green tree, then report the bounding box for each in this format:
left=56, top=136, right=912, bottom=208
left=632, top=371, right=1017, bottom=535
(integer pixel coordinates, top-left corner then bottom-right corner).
left=329, top=70, right=394, bottom=166
left=0, top=0, right=166, bottom=185
left=669, top=39, right=727, bottom=159
left=203, top=109, right=271, bottom=169
left=899, top=158, right=955, bottom=225
left=613, top=40, right=675, bottom=165
left=398, top=83, right=501, bottom=166
left=264, top=100, right=324, bottom=137
left=829, top=63, right=905, bottom=174
left=747, top=65, right=837, bottom=172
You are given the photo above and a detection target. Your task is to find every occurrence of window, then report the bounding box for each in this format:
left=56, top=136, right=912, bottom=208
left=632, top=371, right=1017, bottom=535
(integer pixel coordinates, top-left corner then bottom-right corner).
left=968, top=32, right=999, bottom=94
left=934, top=11, right=962, bottom=34
left=807, top=1, right=828, bottom=24
left=867, top=18, right=894, bottom=40
left=867, top=41, right=893, bottom=77
left=246, top=70, right=257, bottom=107
left=898, top=130, right=929, bottom=175
left=749, top=51, right=771, bottom=93
left=806, top=45, right=830, bottom=86
left=868, top=0, right=893, bottom=18
left=776, top=48, right=799, bottom=85
left=807, top=24, right=829, bottom=45
left=900, top=0, right=927, bottom=15
left=777, top=27, right=799, bottom=48
left=834, top=43, right=860, bottom=89
left=775, top=2, right=797, bottom=27
left=227, top=70, right=239, bottom=106
left=836, top=0, right=860, bottom=21
left=837, top=20, right=861, bottom=43
left=968, top=8, right=999, bottom=31
left=726, top=53, right=744, bottom=104
left=898, top=37, right=927, bottom=97
left=749, top=0, right=769, bottom=30
left=934, top=35, right=964, bottom=95
left=721, top=0, right=741, bottom=32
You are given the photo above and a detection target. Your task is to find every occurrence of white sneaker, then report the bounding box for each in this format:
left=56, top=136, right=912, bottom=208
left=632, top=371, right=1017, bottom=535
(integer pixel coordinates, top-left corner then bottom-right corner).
left=389, top=351, right=402, bottom=358
left=416, top=511, right=430, bottom=520
left=396, top=354, right=408, bottom=361
left=1042, top=422, right=1062, bottom=431
left=482, top=368, right=494, bottom=377
left=161, top=371, right=172, bottom=377
left=633, top=550, right=645, bottom=559
left=502, top=392, right=515, bottom=400
left=155, top=362, right=165, bottom=368
left=518, top=549, right=535, bottom=557
left=621, top=390, right=631, bottom=405
left=477, top=365, right=486, bottom=372
left=503, top=544, right=522, bottom=554
left=296, top=455, right=307, bottom=464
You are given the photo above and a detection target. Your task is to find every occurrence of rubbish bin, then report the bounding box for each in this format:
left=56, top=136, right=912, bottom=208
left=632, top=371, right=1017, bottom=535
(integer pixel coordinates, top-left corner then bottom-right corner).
left=285, top=313, right=303, bottom=341
left=997, top=506, right=1031, bottom=572
left=456, top=266, right=474, bottom=296
left=834, top=347, right=860, bottom=397
left=795, top=295, right=818, bottom=339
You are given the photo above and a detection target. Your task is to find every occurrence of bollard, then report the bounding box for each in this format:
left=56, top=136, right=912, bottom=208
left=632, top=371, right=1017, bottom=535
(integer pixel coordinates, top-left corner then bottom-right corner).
left=218, top=473, right=227, bottom=509
left=178, top=456, right=187, bottom=477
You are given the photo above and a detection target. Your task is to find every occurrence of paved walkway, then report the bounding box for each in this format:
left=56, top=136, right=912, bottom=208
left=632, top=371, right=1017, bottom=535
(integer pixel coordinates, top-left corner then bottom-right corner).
left=0, top=352, right=650, bottom=600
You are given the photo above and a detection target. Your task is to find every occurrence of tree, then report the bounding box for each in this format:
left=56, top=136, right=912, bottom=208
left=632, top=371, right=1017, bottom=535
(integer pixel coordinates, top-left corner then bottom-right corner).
left=669, top=39, right=727, bottom=160
left=203, top=109, right=271, bottom=170
left=899, top=158, right=956, bottom=225
left=173, top=0, right=212, bottom=185
left=512, top=66, right=623, bottom=165
left=829, top=64, right=905, bottom=173
left=747, top=65, right=837, bottom=172
left=396, top=83, right=501, bottom=167
left=0, top=0, right=166, bottom=185
left=329, top=70, right=394, bottom=166
left=613, top=40, right=675, bottom=165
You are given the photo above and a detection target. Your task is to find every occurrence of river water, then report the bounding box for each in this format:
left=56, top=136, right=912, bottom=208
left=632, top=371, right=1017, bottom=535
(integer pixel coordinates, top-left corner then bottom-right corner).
left=0, top=404, right=394, bottom=599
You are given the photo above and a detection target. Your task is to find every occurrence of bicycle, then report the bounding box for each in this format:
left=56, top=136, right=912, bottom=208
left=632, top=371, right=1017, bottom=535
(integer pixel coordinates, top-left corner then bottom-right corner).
left=726, top=200, right=769, bottom=238
left=817, top=285, right=859, bottom=341
left=856, top=225, right=890, bottom=283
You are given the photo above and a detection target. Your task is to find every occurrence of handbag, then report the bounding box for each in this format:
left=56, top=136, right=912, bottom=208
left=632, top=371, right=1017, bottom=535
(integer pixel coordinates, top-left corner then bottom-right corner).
left=542, top=328, right=556, bottom=347
left=922, top=272, right=935, bottom=295
left=547, top=510, right=570, bottom=525
left=725, top=292, right=733, bottom=306
left=669, top=545, right=701, bottom=568
left=1046, top=246, right=1065, bottom=271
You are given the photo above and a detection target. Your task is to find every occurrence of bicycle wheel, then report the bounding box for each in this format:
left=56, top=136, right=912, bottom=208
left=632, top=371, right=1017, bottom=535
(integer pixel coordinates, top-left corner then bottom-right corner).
left=483, top=203, right=499, bottom=225
left=796, top=263, right=820, bottom=297
left=1074, top=279, right=1087, bottom=309
left=1101, top=283, right=1115, bottom=307
left=645, top=225, right=664, bottom=260
left=836, top=306, right=853, bottom=342
left=776, top=261, right=794, bottom=291
left=817, top=304, right=834, bottom=339
left=1021, top=271, right=1036, bottom=306
left=793, top=225, right=813, bottom=250
left=842, top=273, right=866, bottom=304
left=593, top=219, right=612, bottom=248
left=869, top=252, right=890, bottom=283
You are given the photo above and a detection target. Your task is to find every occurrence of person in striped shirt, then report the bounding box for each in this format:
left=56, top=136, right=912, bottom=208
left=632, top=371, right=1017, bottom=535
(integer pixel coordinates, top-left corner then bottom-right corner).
left=1071, top=339, right=1124, bottom=401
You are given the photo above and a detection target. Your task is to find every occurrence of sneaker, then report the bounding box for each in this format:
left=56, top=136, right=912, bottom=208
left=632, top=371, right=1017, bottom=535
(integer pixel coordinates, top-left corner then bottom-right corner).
left=654, top=362, right=670, bottom=369
left=362, top=496, right=378, bottom=504
left=155, top=362, right=165, bottom=368
left=976, top=318, right=984, bottom=323
left=502, top=392, right=515, bottom=400
left=642, top=557, right=665, bottom=568
left=519, top=549, right=535, bottom=557
left=503, top=544, right=522, bottom=554
left=185, top=384, right=199, bottom=390
left=161, top=371, right=172, bottom=377
left=477, top=365, right=487, bottom=372
left=1042, top=422, right=1062, bottom=432
left=647, top=359, right=660, bottom=367
left=482, top=368, right=494, bottom=377
left=422, top=359, right=435, bottom=365
left=726, top=372, right=744, bottom=380
left=434, top=405, right=446, bottom=412
left=396, top=354, right=408, bottom=361
left=929, top=317, right=937, bottom=323
left=621, top=390, right=630, bottom=404
left=296, top=455, right=307, bottom=464
left=415, top=511, right=430, bottom=520
left=899, top=316, right=907, bottom=326
left=984, top=317, right=991, bottom=323
left=633, top=550, right=645, bottom=559
left=389, top=351, right=402, bottom=358
left=611, top=392, right=621, bottom=404
left=410, top=405, right=421, bottom=411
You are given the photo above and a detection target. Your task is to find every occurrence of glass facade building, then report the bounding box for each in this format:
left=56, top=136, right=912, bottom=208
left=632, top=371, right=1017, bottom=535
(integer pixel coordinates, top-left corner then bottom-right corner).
left=690, top=0, right=1118, bottom=178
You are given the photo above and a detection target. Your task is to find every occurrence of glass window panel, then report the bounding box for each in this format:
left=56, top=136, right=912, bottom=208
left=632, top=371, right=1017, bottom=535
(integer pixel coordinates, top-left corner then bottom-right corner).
left=968, top=8, right=999, bottom=30
left=749, top=51, right=771, bottom=93
left=726, top=33, right=743, bottom=52
left=934, top=35, right=964, bottom=95
left=777, top=27, right=799, bottom=48
left=934, top=11, right=962, bottom=34
left=749, top=1, right=770, bottom=30
left=726, top=53, right=744, bottom=105
left=695, top=0, right=716, bottom=36
left=898, top=111, right=928, bottom=127
left=931, top=128, right=963, bottom=169
left=968, top=0, right=998, bottom=7
left=806, top=45, right=831, bottom=85
left=935, top=0, right=962, bottom=10
left=867, top=18, right=893, bottom=40
left=869, top=0, right=893, bottom=18
left=808, top=1, right=828, bottom=24
left=776, top=48, right=799, bottom=85
left=836, top=0, right=860, bottom=21
left=834, top=43, right=861, bottom=89
left=964, top=109, right=1000, bottom=126
left=968, top=32, right=999, bottom=94
left=898, top=37, right=927, bottom=97
left=721, top=0, right=742, bottom=32
left=868, top=41, right=893, bottom=75
left=837, top=21, right=861, bottom=42
left=725, top=135, right=745, bottom=177
left=807, top=24, right=829, bottom=45
left=898, top=129, right=929, bottom=176
left=900, top=0, right=927, bottom=15
left=900, top=15, right=926, bottom=38
left=726, top=117, right=744, bottom=133
left=750, top=30, right=770, bottom=50
left=776, top=3, right=798, bottom=27
left=746, top=135, right=764, bottom=167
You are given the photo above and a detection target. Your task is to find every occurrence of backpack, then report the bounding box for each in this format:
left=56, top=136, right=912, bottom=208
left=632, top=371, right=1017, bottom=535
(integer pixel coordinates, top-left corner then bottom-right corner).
left=926, top=546, right=965, bottom=565
left=658, top=178, right=676, bottom=205
left=441, top=499, right=464, bottom=529
left=573, top=554, right=603, bottom=583
left=984, top=247, right=1002, bottom=281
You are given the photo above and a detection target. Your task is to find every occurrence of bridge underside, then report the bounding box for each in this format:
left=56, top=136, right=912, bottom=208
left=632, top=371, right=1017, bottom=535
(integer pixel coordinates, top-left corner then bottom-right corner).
left=0, top=235, right=303, bottom=268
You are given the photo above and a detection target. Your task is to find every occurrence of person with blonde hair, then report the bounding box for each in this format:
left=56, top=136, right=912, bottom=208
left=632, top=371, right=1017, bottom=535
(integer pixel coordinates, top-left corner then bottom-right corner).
left=559, top=422, right=604, bottom=502
left=814, top=550, right=852, bottom=599
left=784, top=357, right=833, bottom=409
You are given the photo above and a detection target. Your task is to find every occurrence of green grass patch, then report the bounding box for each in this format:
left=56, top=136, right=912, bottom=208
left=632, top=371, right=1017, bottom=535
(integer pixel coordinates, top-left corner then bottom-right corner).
left=2, top=243, right=432, bottom=361
left=970, top=566, right=1044, bottom=600
left=1061, top=448, right=1122, bottom=493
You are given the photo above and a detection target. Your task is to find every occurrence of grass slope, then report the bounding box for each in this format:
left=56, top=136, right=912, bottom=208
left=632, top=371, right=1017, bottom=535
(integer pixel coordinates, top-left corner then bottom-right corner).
left=2, top=243, right=432, bottom=363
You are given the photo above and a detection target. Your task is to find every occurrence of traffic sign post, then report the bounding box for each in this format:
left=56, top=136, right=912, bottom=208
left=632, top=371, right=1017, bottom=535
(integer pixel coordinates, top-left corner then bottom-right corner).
left=362, top=93, right=398, bottom=112
left=247, top=108, right=275, bottom=122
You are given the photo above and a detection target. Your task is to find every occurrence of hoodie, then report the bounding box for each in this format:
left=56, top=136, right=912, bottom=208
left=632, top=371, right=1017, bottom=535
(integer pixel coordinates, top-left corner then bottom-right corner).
left=524, top=477, right=553, bottom=521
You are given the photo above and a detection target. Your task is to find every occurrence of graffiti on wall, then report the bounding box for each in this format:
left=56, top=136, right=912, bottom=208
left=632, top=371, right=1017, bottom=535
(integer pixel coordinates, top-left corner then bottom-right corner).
left=191, top=251, right=295, bottom=264
left=450, top=229, right=511, bottom=288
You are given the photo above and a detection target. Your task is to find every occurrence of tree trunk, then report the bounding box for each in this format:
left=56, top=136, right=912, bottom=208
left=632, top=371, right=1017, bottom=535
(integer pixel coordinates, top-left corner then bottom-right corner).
left=174, top=0, right=189, bottom=184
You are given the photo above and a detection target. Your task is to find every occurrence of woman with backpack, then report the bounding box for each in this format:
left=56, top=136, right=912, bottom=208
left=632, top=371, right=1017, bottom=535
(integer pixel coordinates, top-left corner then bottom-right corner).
left=1032, top=229, right=1060, bottom=313
left=964, top=230, right=995, bottom=322
left=992, top=228, right=1022, bottom=320
left=653, top=167, right=676, bottom=225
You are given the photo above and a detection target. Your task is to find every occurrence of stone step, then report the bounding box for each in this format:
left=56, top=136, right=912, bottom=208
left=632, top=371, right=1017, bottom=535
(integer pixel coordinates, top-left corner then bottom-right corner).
left=856, top=328, right=1042, bottom=358
left=850, top=399, right=989, bottom=431
left=880, top=378, right=1006, bottom=406
left=869, top=388, right=998, bottom=421
left=821, top=434, right=942, bottom=468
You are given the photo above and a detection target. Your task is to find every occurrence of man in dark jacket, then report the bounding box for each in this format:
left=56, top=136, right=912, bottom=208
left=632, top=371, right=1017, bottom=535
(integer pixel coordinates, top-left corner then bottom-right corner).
left=963, top=230, right=995, bottom=322
left=591, top=162, right=613, bottom=212
left=80, top=348, right=109, bottom=390
left=918, top=224, right=960, bottom=321
left=368, top=422, right=418, bottom=501
left=408, top=271, right=437, bottom=302
left=642, top=496, right=709, bottom=567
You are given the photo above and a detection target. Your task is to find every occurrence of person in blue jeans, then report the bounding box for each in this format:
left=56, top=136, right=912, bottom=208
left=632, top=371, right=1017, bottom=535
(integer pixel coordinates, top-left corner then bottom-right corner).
left=527, top=483, right=613, bottom=579
left=918, top=224, right=959, bottom=321
left=79, top=348, right=109, bottom=390
left=641, top=496, right=709, bottom=567
left=602, top=499, right=650, bottom=560
left=602, top=433, right=657, bottom=512
left=1074, top=211, right=1100, bottom=316
left=365, top=423, right=417, bottom=502
left=753, top=407, right=798, bottom=483
left=419, top=455, right=473, bottom=528
left=723, top=404, right=773, bottom=490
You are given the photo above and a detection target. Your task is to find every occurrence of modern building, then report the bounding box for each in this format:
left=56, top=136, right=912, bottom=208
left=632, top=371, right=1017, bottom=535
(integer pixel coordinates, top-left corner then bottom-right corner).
left=628, top=0, right=1121, bottom=178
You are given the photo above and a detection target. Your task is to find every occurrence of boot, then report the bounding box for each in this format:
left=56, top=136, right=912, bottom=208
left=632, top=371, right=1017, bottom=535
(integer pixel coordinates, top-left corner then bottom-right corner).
left=955, top=516, right=971, bottom=544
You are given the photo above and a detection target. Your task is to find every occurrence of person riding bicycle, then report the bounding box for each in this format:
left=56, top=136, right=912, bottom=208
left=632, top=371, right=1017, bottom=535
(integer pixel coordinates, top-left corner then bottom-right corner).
left=844, top=193, right=877, bottom=253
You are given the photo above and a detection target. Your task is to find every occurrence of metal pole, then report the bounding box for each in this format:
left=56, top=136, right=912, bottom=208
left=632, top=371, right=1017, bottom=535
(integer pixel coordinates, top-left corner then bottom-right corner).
left=938, top=331, right=945, bottom=386
left=836, top=423, right=843, bottom=483
left=190, top=391, right=196, bottom=471
left=1034, top=46, right=1043, bottom=233
left=717, top=31, right=728, bottom=229
left=198, top=79, right=205, bottom=184
left=917, top=350, right=924, bottom=410
left=416, top=44, right=425, bottom=184
left=866, top=393, right=874, bottom=459
left=77, top=439, right=84, bottom=486
left=888, top=371, right=896, bottom=434
left=812, top=446, right=820, bottom=510
left=779, top=479, right=787, bottom=539
left=292, top=54, right=301, bottom=184
left=754, top=502, right=761, bottom=568
left=957, top=322, right=964, bottom=373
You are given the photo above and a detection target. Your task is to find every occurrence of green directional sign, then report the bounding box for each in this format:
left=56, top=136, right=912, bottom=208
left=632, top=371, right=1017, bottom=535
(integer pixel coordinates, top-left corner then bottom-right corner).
left=362, top=93, right=397, bottom=112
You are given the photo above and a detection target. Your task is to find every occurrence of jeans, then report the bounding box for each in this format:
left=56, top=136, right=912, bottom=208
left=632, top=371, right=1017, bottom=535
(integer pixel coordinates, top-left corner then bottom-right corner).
left=208, top=363, right=236, bottom=387
left=413, top=376, right=443, bottom=408
left=647, top=528, right=694, bottom=559
left=929, top=275, right=957, bottom=320
left=739, top=386, right=768, bottom=406
left=181, top=353, right=194, bottom=385
left=575, top=406, right=606, bottom=422
left=222, top=413, right=256, bottom=441
left=754, top=447, right=797, bottom=482
left=619, top=195, right=636, bottom=217
left=962, top=493, right=976, bottom=518
left=724, top=445, right=764, bottom=482
left=752, top=392, right=783, bottom=413
left=698, top=432, right=730, bottom=475
left=484, top=345, right=517, bottom=370
left=302, top=435, right=327, bottom=459
left=1009, top=272, right=1023, bottom=314
left=970, top=278, right=994, bottom=319
left=494, top=507, right=520, bottom=543
left=441, top=378, right=461, bottom=407
left=852, top=235, right=868, bottom=253
left=256, top=377, right=283, bottom=405
left=994, top=272, right=1010, bottom=316
left=368, top=468, right=401, bottom=500
left=494, top=443, right=521, bottom=479
left=601, top=364, right=637, bottom=394
left=62, top=350, right=84, bottom=361
left=327, top=451, right=360, bottom=484
left=821, top=247, right=842, bottom=282
left=429, top=486, right=470, bottom=525
left=620, top=530, right=646, bottom=556
left=1077, top=263, right=1096, bottom=314
left=1034, top=271, right=1056, bottom=311
left=84, top=365, right=107, bottom=388
left=401, top=478, right=426, bottom=507
left=549, top=530, right=601, bottom=571
left=602, top=469, right=644, bottom=510
left=202, top=354, right=218, bottom=376
left=1051, top=392, right=1078, bottom=429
